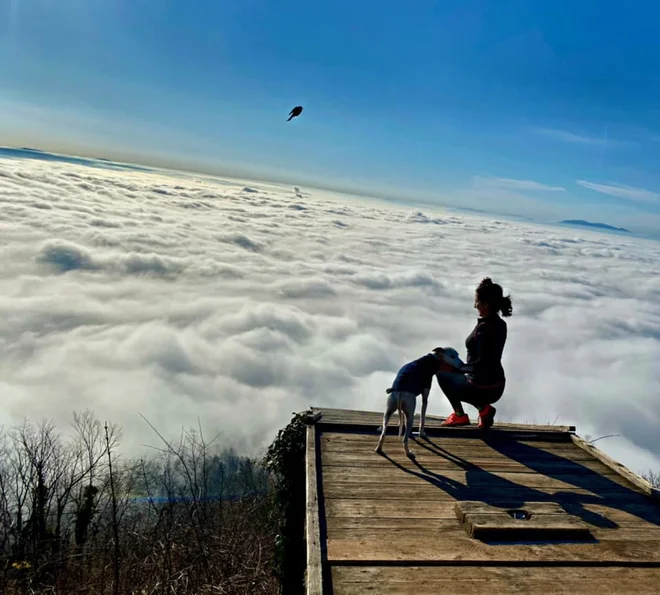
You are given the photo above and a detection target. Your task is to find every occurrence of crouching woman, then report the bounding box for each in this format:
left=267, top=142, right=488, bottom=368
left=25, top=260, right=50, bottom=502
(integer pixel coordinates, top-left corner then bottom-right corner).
left=437, top=278, right=513, bottom=430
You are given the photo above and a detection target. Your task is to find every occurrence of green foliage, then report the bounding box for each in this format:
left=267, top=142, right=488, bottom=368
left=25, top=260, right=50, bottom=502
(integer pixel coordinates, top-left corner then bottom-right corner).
left=262, top=411, right=308, bottom=595
left=75, top=484, right=99, bottom=547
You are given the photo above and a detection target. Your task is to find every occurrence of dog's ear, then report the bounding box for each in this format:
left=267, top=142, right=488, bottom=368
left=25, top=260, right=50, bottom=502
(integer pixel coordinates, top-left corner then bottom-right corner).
left=432, top=347, right=444, bottom=355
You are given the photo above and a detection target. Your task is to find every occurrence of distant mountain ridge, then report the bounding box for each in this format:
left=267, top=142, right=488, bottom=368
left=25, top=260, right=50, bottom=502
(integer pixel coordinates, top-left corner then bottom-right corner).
left=559, top=219, right=630, bottom=233
left=0, top=146, right=153, bottom=174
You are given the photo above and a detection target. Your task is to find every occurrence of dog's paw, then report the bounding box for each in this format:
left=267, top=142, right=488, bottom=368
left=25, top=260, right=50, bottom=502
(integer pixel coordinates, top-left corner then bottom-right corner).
left=418, top=431, right=428, bottom=440
left=406, top=450, right=416, bottom=459
left=374, top=447, right=384, bottom=456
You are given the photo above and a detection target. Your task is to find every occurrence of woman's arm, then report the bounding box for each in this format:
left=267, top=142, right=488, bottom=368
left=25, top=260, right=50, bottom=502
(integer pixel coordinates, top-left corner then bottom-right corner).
left=438, top=361, right=462, bottom=374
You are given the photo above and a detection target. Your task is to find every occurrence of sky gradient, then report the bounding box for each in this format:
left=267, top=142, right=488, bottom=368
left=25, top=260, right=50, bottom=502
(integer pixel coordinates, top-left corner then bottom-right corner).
left=2, top=0, right=660, bottom=235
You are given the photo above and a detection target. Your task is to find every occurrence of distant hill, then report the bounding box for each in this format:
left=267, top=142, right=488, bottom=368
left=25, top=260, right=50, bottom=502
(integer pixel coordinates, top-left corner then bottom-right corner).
left=560, top=219, right=630, bottom=233
left=0, top=146, right=153, bottom=174
left=449, top=206, right=535, bottom=222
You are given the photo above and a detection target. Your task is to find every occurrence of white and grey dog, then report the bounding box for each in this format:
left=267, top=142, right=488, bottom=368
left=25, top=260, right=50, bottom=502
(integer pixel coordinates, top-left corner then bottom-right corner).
left=375, top=347, right=464, bottom=458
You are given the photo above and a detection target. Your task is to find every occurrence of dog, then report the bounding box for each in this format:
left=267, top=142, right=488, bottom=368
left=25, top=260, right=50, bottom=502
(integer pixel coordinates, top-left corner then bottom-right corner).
left=375, top=347, right=464, bottom=458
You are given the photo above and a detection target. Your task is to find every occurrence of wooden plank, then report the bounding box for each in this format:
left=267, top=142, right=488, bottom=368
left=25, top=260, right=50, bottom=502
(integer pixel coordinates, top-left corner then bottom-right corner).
left=481, top=515, right=588, bottom=539
left=322, top=482, right=648, bottom=501
left=322, top=435, right=593, bottom=459
left=305, top=410, right=323, bottom=424
left=455, top=500, right=567, bottom=521
left=327, top=526, right=660, bottom=543
left=328, top=516, right=459, bottom=532
left=325, top=517, right=657, bottom=532
left=325, top=516, right=660, bottom=541
left=312, top=406, right=572, bottom=428
left=322, top=424, right=572, bottom=442
left=455, top=501, right=592, bottom=541
left=331, top=566, right=660, bottom=595
left=320, top=437, right=599, bottom=459
left=322, top=415, right=576, bottom=434
left=310, top=407, right=575, bottom=433
left=321, top=430, right=576, bottom=450
left=323, top=499, right=660, bottom=525
left=321, top=464, right=625, bottom=483
left=325, top=499, right=563, bottom=519
left=321, top=468, right=633, bottom=491
left=333, top=566, right=660, bottom=582
left=583, top=502, right=660, bottom=525
left=322, top=433, right=581, bottom=448
left=305, top=424, right=323, bottom=595
left=321, top=434, right=585, bottom=451
left=332, top=565, right=660, bottom=583
left=321, top=452, right=594, bottom=470
left=321, top=455, right=617, bottom=475
left=332, top=580, right=657, bottom=595
left=572, top=434, right=660, bottom=500
left=326, top=535, right=660, bottom=563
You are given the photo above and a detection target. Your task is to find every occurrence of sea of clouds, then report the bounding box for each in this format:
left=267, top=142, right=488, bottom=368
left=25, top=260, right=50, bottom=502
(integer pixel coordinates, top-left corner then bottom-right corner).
left=1, top=156, right=659, bottom=474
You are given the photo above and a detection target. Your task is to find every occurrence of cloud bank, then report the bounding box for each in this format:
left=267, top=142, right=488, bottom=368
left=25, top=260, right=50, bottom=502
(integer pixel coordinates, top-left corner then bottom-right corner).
left=577, top=180, right=660, bottom=205
left=474, top=176, right=565, bottom=192
left=1, top=157, right=659, bottom=475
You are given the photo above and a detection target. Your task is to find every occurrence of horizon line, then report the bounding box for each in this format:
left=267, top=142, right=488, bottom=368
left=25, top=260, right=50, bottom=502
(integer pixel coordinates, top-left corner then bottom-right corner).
left=1, top=144, right=656, bottom=241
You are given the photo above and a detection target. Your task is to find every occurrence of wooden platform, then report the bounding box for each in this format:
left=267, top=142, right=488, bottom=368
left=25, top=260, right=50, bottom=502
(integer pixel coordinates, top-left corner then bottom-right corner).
left=304, top=407, right=660, bottom=594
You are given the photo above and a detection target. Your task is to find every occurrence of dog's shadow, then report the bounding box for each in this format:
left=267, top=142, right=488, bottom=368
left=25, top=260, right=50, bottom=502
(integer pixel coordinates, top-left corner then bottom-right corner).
left=378, top=435, right=660, bottom=530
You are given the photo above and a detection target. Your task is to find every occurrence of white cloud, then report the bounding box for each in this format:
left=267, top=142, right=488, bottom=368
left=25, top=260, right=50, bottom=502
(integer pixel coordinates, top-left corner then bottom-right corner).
left=1, top=157, right=660, bottom=477
left=577, top=180, right=660, bottom=204
left=531, top=127, right=630, bottom=147
left=474, top=176, right=565, bottom=192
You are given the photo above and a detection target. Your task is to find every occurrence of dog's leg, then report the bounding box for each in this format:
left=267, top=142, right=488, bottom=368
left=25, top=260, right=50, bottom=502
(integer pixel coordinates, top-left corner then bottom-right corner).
left=418, top=387, right=430, bottom=439
left=376, top=391, right=398, bottom=454
left=377, top=387, right=395, bottom=433
left=401, top=394, right=417, bottom=458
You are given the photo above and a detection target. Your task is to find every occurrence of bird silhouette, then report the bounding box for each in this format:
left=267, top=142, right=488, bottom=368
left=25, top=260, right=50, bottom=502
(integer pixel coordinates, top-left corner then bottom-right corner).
left=287, top=106, right=303, bottom=121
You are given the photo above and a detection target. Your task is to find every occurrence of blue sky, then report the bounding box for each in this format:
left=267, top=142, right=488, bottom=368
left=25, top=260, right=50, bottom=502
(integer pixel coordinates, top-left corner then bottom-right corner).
left=2, top=0, right=660, bottom=235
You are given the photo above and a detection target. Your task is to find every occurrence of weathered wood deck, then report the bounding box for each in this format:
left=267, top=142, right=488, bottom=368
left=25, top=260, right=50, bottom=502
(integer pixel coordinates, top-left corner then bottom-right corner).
left=304, top=407, right=660, bottom=594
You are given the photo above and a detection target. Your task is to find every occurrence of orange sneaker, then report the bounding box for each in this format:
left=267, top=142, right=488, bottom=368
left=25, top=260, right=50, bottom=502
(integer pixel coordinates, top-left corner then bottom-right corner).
left=441, top=412, right=470, bottom=426
left=478, top=405, right=496, bottom=430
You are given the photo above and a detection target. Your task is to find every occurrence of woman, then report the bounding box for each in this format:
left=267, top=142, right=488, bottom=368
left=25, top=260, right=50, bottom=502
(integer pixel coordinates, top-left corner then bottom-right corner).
left=436, top=277, right=513, bottom=430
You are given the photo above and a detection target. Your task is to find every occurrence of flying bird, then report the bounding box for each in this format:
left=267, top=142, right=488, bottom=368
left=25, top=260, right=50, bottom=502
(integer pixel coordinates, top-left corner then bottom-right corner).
left=287, top=106, right=303, bottom=121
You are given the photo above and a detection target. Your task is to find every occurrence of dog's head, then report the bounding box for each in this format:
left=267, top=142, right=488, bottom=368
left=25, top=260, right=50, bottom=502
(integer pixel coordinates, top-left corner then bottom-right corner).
left=432, top=347, right=464, bottom=369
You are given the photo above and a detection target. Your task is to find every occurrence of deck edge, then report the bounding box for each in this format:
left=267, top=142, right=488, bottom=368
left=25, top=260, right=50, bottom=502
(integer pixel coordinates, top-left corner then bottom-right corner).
left=309, top=406, right=576, bottom=434
left=306, top=423, right=324, bottom=595
left=571, top=434, right=660, bottom=501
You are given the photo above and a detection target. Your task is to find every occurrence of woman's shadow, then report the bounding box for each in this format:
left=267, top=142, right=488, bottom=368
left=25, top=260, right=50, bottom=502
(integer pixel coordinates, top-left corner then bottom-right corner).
left=379, top=435, right=660, bottom=530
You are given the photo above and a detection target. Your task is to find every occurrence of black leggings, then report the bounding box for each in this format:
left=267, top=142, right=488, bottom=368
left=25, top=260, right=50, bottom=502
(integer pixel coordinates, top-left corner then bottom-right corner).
left=436, top=371, right=504, bottom=411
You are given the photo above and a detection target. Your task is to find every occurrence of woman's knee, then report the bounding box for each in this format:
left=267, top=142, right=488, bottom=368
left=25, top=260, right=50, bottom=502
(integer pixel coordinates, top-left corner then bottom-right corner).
left=465, top=384, right=504, bottom=408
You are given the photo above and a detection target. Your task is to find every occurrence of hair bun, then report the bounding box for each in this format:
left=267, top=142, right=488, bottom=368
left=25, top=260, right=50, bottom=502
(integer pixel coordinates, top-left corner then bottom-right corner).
left=475, top=277, right=512, bottom=317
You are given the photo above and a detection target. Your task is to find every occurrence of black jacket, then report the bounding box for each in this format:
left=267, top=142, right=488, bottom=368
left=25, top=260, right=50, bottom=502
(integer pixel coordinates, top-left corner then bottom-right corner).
left=459, top=315, right=507, bottom=386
